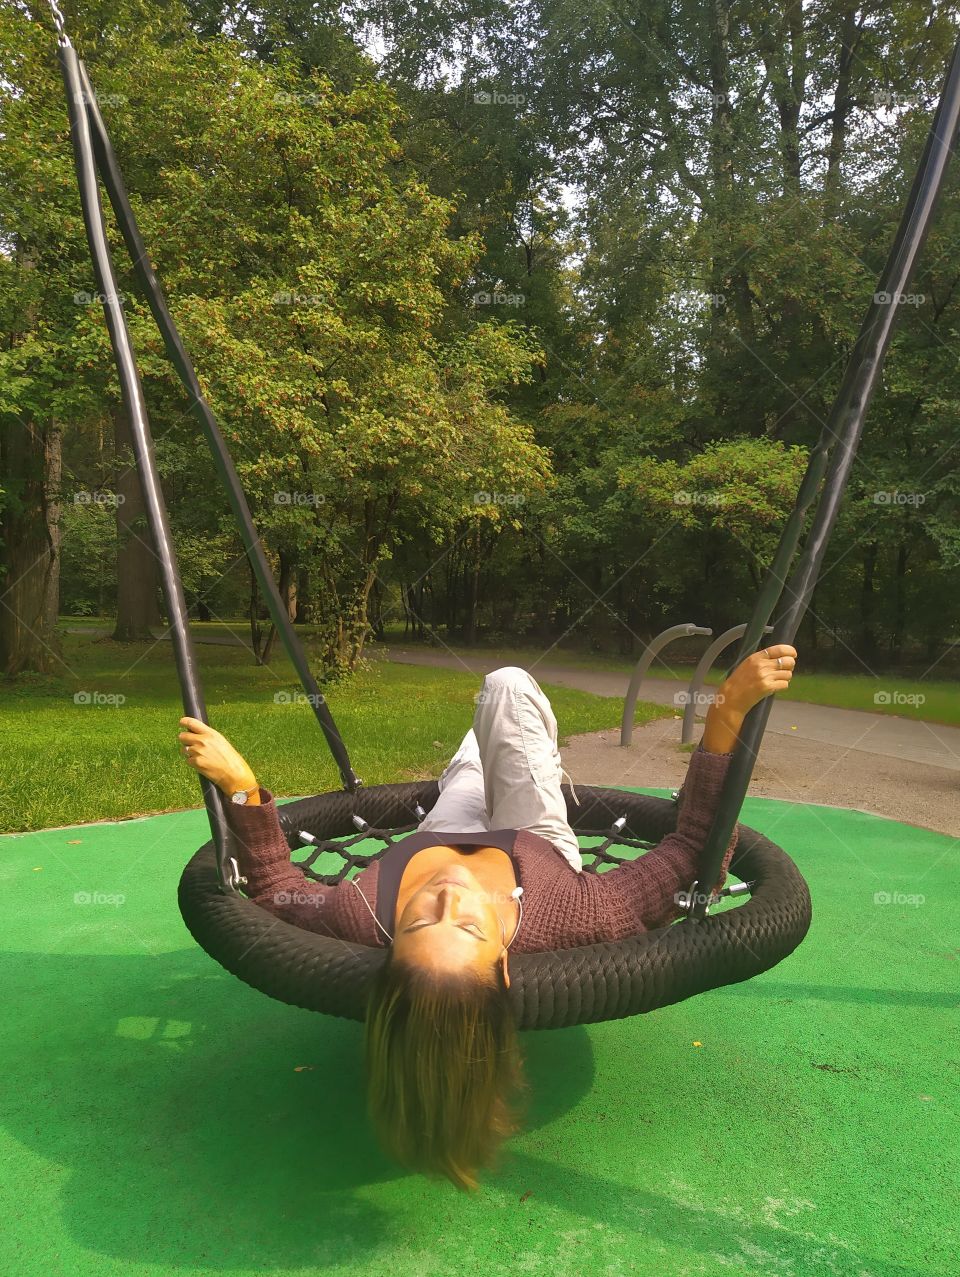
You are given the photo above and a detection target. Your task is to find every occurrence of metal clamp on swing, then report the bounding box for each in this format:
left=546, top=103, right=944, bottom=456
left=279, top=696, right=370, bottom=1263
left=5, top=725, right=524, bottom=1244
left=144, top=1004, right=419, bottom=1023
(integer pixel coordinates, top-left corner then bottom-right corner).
left=225, top=857, right=248, bottom=890
left=676, top=878, right=756, bottom=918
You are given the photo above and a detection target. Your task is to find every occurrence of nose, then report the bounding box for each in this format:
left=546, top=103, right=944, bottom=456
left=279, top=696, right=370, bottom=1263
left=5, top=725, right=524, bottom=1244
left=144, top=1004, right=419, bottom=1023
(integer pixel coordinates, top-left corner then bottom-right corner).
left=437, top=884, right=459, bottom=921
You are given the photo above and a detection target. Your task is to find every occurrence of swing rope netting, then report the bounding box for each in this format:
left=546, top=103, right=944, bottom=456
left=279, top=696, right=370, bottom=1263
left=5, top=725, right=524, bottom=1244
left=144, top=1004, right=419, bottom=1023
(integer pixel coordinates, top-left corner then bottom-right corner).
left=42, top=0, right=960, bottom=1026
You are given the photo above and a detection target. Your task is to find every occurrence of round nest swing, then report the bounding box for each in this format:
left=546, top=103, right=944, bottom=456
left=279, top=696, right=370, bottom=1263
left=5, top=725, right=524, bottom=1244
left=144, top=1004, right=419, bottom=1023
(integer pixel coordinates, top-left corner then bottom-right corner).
left=178, top=781, right=812, bottom=1030
left=54, top=4, right=960, bottom=1034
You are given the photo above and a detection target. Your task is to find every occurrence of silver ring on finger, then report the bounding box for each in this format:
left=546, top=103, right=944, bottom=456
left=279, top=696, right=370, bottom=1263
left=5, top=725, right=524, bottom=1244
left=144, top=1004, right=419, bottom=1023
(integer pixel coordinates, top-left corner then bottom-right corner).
left=776, top=657, right=783, bottom=669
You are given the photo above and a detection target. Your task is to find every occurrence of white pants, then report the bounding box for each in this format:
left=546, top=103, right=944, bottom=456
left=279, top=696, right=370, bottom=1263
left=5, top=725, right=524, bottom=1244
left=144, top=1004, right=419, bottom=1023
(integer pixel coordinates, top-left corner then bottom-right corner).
left=417, top=666, right=583, bottom=873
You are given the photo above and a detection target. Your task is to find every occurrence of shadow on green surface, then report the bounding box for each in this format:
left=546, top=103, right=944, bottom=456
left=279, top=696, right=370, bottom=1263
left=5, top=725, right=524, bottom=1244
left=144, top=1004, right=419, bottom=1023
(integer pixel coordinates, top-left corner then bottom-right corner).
left=0, top=948, right=594, bottom=1268
left=0, top=947, right=946, bottom=1276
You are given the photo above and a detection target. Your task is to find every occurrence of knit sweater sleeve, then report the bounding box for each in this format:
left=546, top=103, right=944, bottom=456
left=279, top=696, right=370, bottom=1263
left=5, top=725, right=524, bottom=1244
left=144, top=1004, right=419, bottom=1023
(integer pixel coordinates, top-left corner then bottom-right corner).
left=602, top=746, right=740, bottom=933
left=225, top=787, right=354, bottom=937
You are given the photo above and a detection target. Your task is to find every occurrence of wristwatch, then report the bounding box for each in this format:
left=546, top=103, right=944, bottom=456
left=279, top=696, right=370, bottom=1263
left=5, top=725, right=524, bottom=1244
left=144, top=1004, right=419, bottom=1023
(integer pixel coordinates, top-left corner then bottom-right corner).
left=230, top=786, right=256, bottom=805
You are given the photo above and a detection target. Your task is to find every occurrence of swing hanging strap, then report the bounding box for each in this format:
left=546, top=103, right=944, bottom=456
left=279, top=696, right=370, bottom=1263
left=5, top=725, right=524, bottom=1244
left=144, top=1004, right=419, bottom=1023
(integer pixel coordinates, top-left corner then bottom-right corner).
left=55, top=34, right=239, bottom=886
left=690, top=32, right=960, bottom=919
left=49, top=7, right=360, bottom=885
left=71, top=54, right=361, bottom=797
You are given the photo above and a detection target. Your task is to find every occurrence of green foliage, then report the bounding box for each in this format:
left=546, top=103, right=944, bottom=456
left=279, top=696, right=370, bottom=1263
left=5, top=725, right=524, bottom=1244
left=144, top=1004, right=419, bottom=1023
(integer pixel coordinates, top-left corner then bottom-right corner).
left=619, top=438, right=811, bottom=560
left=3, top=0, right=959, bottom=675
left=58, top=500, right=117, bottom=616
left=1, top=0, right=552, bottom=673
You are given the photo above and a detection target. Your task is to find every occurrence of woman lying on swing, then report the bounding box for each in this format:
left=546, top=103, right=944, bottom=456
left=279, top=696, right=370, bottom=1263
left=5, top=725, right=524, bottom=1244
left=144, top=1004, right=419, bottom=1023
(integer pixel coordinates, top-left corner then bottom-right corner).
left=178, top=646, right=797, bottom=1190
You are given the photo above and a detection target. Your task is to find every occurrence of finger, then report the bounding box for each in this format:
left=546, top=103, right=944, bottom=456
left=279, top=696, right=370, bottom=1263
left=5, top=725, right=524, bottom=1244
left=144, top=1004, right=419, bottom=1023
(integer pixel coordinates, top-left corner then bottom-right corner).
left=763, top=655, right=796, bottom=671
left=179, top=716, right=208, bottom=730
left=763, top=644, right=797, bottom=659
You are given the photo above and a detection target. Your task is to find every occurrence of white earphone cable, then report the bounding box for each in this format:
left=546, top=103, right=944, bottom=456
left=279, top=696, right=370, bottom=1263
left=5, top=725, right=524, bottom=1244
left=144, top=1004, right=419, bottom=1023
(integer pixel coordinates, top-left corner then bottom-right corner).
left=350, top=876, right=395, bottom=943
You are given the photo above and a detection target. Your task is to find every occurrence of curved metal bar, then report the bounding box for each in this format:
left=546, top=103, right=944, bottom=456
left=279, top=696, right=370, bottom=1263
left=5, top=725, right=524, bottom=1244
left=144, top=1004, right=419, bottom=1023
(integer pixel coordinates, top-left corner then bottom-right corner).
left=75, top=58, right=361, bottom=794
left=680, top=624, right=773, bottom=745
left=620, top=624, right=712, bottom=746
left=57, top=42, right=234, bottom=886
left=691, top=32, right=960, bottom=919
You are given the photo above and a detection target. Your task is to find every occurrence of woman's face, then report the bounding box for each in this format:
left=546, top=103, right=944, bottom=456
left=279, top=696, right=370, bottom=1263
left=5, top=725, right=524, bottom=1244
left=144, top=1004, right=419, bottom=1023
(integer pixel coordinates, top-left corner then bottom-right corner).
left=391, top=864, right=512, bottom=984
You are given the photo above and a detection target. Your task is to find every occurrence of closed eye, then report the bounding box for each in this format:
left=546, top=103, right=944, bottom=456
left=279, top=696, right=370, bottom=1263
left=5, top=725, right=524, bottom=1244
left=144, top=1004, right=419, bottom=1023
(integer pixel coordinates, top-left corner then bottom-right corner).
left=404, top=920, right=486, bottom=939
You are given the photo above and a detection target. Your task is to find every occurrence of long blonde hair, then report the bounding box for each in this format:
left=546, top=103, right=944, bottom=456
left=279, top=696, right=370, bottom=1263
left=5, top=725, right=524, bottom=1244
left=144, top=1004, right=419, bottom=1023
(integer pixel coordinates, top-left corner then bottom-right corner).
left=364, top=957, right=527, bottom=1190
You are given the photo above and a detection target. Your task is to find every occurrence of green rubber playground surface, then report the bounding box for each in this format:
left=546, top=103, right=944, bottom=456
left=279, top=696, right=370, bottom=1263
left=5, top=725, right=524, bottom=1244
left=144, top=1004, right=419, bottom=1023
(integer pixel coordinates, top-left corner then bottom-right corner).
left=1, top=794, right=957, bottom=1277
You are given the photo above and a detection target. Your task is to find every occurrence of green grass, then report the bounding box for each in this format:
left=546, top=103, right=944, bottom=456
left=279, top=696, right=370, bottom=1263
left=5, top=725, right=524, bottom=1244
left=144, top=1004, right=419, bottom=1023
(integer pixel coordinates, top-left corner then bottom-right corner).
left=0, top=632, right=670, bottom=834
left=62, top=618, right=960, bottom=725
left=658, top=668, right=960, bottom=727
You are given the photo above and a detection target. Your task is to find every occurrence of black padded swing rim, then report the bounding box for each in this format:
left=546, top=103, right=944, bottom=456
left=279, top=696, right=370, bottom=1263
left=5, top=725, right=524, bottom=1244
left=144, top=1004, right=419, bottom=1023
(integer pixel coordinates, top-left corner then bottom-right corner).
left=178, top=783, right=812, bottom=1030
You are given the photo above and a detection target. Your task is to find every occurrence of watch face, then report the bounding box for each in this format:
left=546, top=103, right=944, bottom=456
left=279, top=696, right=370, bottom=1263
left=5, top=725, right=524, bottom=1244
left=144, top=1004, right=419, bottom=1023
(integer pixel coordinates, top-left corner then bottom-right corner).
left=231, top=790, right=248, bottom=804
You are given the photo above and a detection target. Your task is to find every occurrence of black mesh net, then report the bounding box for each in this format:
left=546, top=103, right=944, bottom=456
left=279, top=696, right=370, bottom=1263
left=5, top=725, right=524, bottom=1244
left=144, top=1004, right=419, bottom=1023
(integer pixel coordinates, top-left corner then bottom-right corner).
left=290, top=807, right=657, bottom=886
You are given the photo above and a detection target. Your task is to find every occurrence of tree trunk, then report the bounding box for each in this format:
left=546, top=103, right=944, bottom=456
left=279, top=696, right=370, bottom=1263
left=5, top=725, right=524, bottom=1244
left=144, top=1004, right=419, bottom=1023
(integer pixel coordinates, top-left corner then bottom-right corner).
left=444, top=536, right=459, bottom=636
left=859, top=542, right=878, bottom=663
left=892, top=542, right=908, bottom=665
left=248, top=563, right=266, bottom=663
left=279, top=551, right=298, bottom=621
left=369, top=576, right=386, bottom=640
left=708, top=0, right=734, bottom=337
left=261, top=622, right=279, bottom=665
left=400, top=580, right=411, bottom=638
left=411, top=581, right=426, bottom=639
left=260, top=549, right=297, bottom=665
left=779, top=0, right=805, bottom=190
left=295, top=567, right=311, bottom=623
left=0, top=417, right=63, bottom=675
left=824, top=4, right=859, bottom=214
left=112, top=405, right=162, bottom=641
left=342, top=565, right=379, bottom=666
left=464, top=531, right=480, bottom=646
left=42, top=423, right=63, bottom=638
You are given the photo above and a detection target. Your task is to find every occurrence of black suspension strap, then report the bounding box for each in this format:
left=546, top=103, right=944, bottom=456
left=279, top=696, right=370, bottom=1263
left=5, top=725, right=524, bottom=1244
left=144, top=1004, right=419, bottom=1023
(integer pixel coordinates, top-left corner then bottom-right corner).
left=689, top=33, right=960, bottom=920
left=50, top=10, right=361, bottom=887
left=72, top=56, right=360, bottom=798
left=56, top=32, right=237, bottom=886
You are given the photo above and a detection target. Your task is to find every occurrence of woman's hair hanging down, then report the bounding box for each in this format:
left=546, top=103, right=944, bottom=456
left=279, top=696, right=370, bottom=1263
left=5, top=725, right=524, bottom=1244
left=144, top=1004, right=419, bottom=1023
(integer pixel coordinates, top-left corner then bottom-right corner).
left=364, top=956, right=527, bottom=1191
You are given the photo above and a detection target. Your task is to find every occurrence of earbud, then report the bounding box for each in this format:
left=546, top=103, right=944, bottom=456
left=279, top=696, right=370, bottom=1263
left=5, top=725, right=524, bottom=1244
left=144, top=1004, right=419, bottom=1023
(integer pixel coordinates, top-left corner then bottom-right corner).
left=502, top=885, right=523, bottom=950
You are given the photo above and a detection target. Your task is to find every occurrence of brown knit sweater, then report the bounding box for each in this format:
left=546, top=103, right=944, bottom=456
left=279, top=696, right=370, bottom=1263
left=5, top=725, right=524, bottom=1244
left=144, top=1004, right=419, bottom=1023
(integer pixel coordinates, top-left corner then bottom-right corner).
left=225, top=747, right=740, bottom=952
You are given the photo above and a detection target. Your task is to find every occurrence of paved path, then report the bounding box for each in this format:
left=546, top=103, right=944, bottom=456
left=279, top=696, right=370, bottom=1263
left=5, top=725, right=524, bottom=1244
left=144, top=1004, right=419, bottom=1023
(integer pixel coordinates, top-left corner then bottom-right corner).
left=382, top=646, right=960, bottom=772
left=379, top=647, right=960, bottom=836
